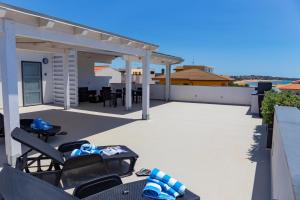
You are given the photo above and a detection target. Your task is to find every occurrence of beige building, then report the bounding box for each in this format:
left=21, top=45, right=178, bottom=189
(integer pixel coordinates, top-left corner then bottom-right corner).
left=119, top=68, right=156, bottom=84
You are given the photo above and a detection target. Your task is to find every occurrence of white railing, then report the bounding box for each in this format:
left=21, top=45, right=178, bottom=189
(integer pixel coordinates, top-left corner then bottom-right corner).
left=272, top=106, right=300, bottom=200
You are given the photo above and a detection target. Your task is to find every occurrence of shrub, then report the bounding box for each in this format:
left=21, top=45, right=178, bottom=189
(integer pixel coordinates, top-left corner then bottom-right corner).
left=261, top=91, right=300, bottom=125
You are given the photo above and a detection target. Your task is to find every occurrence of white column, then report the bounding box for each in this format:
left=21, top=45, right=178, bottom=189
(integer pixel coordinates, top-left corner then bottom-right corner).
left=63, top=49, right=70, bottom=110
left=125, top=58, right=132, bottom=110
left=0, top=19, right=21, bottom=165
left=165, top=64, right=171, bottom=101
left=142, top=50, right=151, bottom=120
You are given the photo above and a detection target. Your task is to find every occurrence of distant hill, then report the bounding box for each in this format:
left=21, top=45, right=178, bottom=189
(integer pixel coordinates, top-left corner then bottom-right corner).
left=231, top=75, right=300, bottom=81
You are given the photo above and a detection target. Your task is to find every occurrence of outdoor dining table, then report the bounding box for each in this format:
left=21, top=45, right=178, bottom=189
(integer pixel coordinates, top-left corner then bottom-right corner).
left=85, top=179, right=200, bottom=200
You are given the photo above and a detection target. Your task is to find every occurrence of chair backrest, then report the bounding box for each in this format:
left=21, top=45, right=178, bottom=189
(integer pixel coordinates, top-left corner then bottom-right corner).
left=73, top=174, right=122, bottom=199
left=11, top=128, right=65, bottom=165
left=0, top=165, right=77, bottom=200
left=101, top=87, right=111, bottom=91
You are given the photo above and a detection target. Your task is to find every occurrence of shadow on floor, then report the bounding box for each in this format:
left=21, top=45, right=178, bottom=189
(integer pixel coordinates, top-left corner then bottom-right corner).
left=248, top=124, right=271, bottom=200
left=20, top=109, right=138, bottom=147
left=0, top=109, right=138, bottom=167
left=75, top=100, right=168, bottom=115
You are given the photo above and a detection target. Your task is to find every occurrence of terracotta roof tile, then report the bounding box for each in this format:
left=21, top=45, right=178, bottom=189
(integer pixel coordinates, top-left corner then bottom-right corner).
left=153, top=68, right=233, bottom=81
left=276, top=84, right=300, bottom=90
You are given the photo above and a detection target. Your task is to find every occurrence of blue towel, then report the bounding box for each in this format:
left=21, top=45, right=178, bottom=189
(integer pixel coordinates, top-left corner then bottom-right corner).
left=143, top=182, right=175, bottom=200
left=31, top=118, right=53, bottom=131
left=149, top=168, right=186, bottom=196
left=71, top=144, right=102, bottom=157
left=148, top=178, right=180, bottom=198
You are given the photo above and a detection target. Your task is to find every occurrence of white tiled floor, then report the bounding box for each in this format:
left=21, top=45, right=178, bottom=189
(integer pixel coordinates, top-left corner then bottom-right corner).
left=0, top=101, right=270, bottom=200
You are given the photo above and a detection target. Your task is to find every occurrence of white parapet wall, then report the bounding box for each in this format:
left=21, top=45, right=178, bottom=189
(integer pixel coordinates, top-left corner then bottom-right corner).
left=272, top=106, right=300, bottom=200
left=169, top=85, right=254, bottom=105
left=111, top=84, right=254, bottom=105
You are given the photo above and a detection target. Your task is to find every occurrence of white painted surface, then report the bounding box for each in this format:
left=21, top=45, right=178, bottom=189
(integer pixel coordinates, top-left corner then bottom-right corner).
left=125, top=59, right=132, bottom=110
left=272, top=106, right=300, bottom=200
left=0, top=19, right=21, bottom=165
left=251, top=94, right=259, bottom=114
left=170, top=85, right=254, bottom=105
left=63, top=49, right=70, bottom=110
left=142, top=51, right=151, bottom=119
left=165, top=64, right=171, bottom=101
left=150, top=84, right=165, bottom=100
left=94, top=68, right=121, bottom=84
left=78, top=53, right=120, bottom=93
left=149, top=85, right=254, bottom=105
left=0, top=48, right=53, bottom=108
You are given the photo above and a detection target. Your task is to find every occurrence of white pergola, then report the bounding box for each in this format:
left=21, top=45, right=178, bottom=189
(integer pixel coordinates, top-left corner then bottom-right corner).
left=0, top=3, right=183, bottom=165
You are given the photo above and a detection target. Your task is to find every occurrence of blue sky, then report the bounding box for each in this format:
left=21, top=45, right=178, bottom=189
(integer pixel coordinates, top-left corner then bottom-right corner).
left=2, top=0, right=300, bottom=77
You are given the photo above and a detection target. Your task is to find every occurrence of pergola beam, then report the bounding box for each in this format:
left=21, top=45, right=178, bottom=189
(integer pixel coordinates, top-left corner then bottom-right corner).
left=14, top=21, right=146, bottom=56
left=16, top=42, right=65, bottom=53
left=38, top=18, right=55, bottom=29
left=74, top=27, right=89, bottom=36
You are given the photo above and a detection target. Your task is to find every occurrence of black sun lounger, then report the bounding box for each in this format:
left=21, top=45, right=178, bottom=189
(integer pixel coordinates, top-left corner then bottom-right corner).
left=20, top=118, right=65, bottom=142
left=0, top=113, right=65, bottom=141
left=12, top=127, right=138, bottom=188
left=0, top=165, right=200, bottom=200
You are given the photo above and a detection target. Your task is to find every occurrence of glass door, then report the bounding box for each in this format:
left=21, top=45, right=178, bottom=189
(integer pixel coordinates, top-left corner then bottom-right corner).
left=22, top=61, right=43, bottom=106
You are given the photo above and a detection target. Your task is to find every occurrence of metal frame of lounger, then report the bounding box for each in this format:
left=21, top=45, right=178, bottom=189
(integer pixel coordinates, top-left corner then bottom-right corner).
left=0, top=165, right=200, bottom=200
left=11, top=127, right=138, bottom=188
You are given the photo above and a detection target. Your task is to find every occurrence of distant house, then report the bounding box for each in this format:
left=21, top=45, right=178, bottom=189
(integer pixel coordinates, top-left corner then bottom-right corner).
left=175, top=65, right=214, bottom=73
left=119, top=68, right=156, bottom=84
left=276, top=84, right=300, bottom=95
left=153, top=67, right=233, bottom=86
left=78, top=65, right=121, bottom=92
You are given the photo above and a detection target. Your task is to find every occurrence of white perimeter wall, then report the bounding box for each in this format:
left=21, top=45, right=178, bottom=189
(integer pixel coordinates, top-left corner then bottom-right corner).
left=78, top=55, right=120, bottom=93
left=170, top=85, right=254, bottom=105
left=271, top=106, right=300, bottom=200
left=0, top=49, right=53, bottom=108
left=111, top=84, right=254, bottom=106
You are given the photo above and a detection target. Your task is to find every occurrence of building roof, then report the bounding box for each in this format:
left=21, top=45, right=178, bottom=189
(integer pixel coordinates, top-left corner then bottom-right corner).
left=153, top=68, right=234, bottom=81
left=94, top=66, right=109, bottom=72
left=276, top=84, right=300, bottom=90
left=175, top=65, right=214, bottom=70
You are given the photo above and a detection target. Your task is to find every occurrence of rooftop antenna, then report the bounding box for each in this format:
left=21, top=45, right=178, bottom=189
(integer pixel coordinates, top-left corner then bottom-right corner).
left=192, top=56, right=195, bottom=65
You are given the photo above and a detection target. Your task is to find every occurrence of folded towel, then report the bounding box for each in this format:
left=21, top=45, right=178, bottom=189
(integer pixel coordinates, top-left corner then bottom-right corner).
left=150, top=168, right=186, bottom=196
left=143, top=182, right=175, bottom=200
left=148, top=178, right=180, bottom=198
left=71, top=144, right=102, bottom=157
left=31, top=118, right=53, bottom=131
left=101, top=146, right=127, bottom=156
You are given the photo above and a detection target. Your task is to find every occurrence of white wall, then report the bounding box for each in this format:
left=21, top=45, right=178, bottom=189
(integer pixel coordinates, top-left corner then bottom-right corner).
left=148, top=84, right=254, bottom=105
left=78, top=54, right=120, bottom=93
left=170, top=85, right=254, bottom=105
left=271, top=106, right=300, bottom=200
left=95, top=68, right=121, bottom=84
left=0, top=49, right=53, bottom=108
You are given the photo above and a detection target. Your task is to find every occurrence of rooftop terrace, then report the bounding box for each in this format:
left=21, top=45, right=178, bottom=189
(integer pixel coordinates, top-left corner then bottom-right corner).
left=0, top=100, right=270, bottom=199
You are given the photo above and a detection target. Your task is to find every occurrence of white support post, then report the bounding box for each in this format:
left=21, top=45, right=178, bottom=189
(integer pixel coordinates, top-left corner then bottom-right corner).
left=63, top=49, right=70, bottom=110
left=142, top=50, right=151, bottom=120
left=0, top=19, right=22, bottom=165
left=165, top=64, right=171, bottom=101
left=125, top=57, right=132, bottom=110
